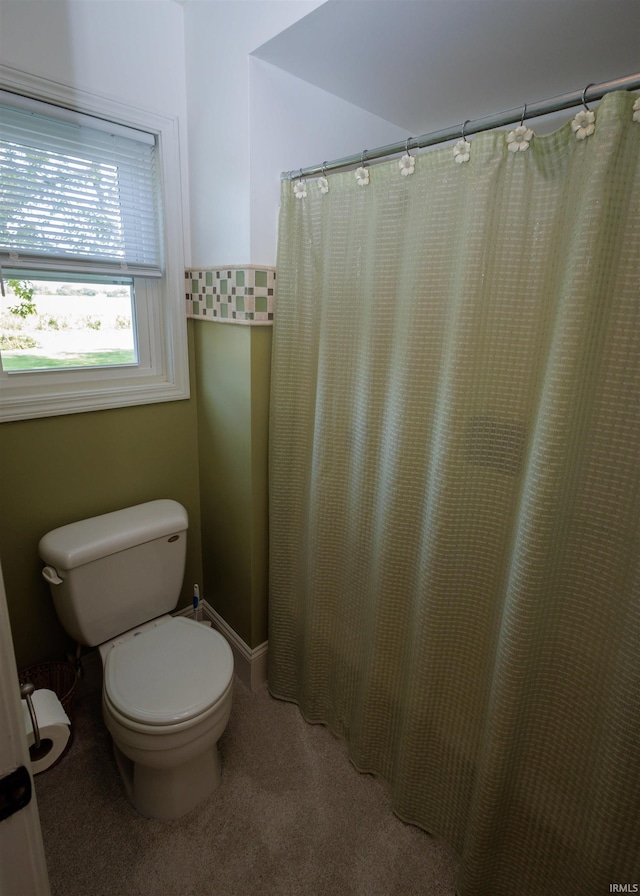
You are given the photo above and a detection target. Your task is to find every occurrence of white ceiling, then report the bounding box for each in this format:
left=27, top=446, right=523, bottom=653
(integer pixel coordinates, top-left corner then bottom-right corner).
left=253, top=0, right=640, bottom=137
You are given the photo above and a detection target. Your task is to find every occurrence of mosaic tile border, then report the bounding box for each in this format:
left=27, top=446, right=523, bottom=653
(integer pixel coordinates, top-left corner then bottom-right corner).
left=185, top=266, right=275, bottom=325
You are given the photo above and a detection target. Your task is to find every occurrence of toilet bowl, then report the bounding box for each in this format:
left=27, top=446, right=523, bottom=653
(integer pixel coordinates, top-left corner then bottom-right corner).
left=38, top=500, right=235, bottom=820
left=99, top=615, right=234, bottom=820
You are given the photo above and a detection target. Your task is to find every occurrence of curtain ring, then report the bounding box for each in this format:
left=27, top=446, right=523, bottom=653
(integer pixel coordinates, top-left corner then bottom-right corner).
left=582, top=83, right=595, bottom=110
left=520, top=103, right=527, bottom=127
left=322, top=162, right=328, bottom=176
left=405, top=138, right=412, bottom=156
left=361, top=149, right=368, bottom=167
left=461, top=120, right=470, bottom=141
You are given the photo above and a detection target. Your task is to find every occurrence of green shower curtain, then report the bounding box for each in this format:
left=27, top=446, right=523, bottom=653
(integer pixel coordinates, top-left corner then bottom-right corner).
left=268, top=90, right=640, bottom=895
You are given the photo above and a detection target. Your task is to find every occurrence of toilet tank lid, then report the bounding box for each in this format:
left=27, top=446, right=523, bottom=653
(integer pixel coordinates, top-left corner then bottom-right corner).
left=39, top=500, right=188, bottom=570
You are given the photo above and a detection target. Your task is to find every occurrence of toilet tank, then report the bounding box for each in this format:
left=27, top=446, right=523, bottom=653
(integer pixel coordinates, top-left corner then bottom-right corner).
left=39, top=500, right=188, bottom=647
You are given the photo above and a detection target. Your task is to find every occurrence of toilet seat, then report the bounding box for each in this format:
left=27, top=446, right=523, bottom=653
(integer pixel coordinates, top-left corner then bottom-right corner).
left=104, top=616, right=234, bottom=727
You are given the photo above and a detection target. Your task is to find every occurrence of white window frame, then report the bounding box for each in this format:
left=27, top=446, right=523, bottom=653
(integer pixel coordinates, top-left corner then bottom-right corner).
left=0, top=66, right=189, bottom=422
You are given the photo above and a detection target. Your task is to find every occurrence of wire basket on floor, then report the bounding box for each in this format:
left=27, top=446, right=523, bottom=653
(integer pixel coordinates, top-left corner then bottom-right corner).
left=19, top=660, right=78, bottom=724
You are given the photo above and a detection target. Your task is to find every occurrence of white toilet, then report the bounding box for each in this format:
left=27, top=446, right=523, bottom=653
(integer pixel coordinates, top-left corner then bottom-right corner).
left=39, top=499, right=234, bottom=820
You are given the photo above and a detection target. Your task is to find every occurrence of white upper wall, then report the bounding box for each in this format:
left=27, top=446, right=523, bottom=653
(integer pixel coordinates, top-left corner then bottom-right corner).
left=249, top=58, right=411, bottom=265
left=0, top=0, right=186, bottom=113
left=0, top=0, right=192, bottom=262
left=183, top=0, right=411, bottom=267
left=184, top=0, right=327, bottom=267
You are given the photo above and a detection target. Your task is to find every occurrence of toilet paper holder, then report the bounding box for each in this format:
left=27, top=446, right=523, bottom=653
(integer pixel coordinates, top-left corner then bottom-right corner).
left=20, top=682, right=41, bottom=751
left=18, top=661, right=76, bottom=771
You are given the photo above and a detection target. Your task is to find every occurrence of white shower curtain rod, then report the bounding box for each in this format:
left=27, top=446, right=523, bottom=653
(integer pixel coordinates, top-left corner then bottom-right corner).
left=282, top=72, right=640, bottom=180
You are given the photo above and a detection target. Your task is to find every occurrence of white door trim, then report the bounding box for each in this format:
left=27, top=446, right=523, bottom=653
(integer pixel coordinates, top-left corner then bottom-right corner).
left=0, top=560, right=51, bottom=896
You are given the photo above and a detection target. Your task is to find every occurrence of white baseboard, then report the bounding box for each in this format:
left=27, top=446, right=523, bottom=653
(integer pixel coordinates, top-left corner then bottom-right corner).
left=175, top=600, right=268, bottom=691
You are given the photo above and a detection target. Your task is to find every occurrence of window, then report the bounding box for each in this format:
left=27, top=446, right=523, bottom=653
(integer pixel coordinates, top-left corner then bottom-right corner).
left=0, top=67, right=189, bottom=421
left=1, top=272, right=138, bottom=372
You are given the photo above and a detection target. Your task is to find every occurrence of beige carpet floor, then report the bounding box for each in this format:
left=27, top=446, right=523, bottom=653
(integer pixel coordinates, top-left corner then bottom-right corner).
left=33, top=677, right=459, bottom=896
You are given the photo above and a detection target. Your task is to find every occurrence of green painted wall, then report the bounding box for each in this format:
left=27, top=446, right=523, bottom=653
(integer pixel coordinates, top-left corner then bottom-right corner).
left=194, top=322, right=271, bottom=648
left=0, top=322, right=203, bottom=670
left=1, top=318, right=273, bottom=669
left=250, top=327, right=272, bottom=645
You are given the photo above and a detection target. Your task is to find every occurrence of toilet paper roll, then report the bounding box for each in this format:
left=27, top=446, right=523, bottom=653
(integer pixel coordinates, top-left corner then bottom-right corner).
left=21, top=688, right=71, bottom=774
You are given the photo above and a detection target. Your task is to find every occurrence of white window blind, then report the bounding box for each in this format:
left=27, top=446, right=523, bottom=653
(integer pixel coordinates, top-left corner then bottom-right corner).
left=0, top=94, right=162, bottom=276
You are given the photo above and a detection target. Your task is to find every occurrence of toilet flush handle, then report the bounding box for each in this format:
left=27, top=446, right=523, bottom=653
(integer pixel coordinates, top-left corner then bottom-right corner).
left=42, top=566, right=63, bottom=586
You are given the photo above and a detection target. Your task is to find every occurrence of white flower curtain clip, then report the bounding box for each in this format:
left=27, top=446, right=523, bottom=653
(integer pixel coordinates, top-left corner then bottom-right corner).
left=356, top=150, right=370, bottom=186
left=507, top=105, right=534, bottom=153
left=571, top=85, right=596, bottom=140
left=572, top=109, right=596, bottom=139
left=507, top=125, right=534, bottom=152
left=399, top=140, right=415, bottom=176
left=318, top=164, right=329, bottom=194
left=453, top=120, right=471, bottom=164
left=293, top=172, right=307, bottom=199
left=632, top=96, right=640, bottom=123
left=454, top=140, right=471, bottom=163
